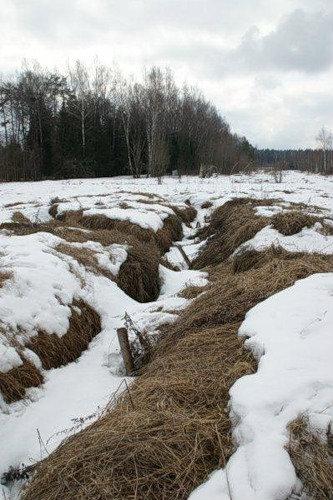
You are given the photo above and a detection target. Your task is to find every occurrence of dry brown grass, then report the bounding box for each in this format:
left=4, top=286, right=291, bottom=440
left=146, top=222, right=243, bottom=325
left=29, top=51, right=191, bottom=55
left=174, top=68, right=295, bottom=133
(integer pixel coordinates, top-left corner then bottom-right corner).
left=56, top=243, right=115, bottom=280
left=8, top=196, right=333, bottom=499
left=287, top=417, right=333, bottom=499
left=271, top=211, right=323, bottom=235
left=232, top=246, right=333, bottom=274
left=22, top=322, right=256, bottom=500
left=156, top=215, right=183, bottom=251
left=0, top=218, right=163, bottom=303
left=171, top=205, right=197, bottom=225
left=192, top=198, right=269, bottom=269
left=48, top=203, right=59, bottom=218
left=0, top=301, right=100, bottom=403
left=201, top=201, right=213, bottom=209
left=178, top=285, right=208, bottom=299
left=26, top=301, right=100, bottom=370
left=192, top=198, right=333, bottom=270
left=0, top=360, right=43, bottom=404
left=22, top=240, right=333, bottom=500
left=0, top=270, right=11, bottom=288
left=11, top=211, right=31, bottom=224
left=0, top=221, right=40, bottom=235
left=55, top=231, right=161, bottom=303
left=117, top=244, right=161, bottom=303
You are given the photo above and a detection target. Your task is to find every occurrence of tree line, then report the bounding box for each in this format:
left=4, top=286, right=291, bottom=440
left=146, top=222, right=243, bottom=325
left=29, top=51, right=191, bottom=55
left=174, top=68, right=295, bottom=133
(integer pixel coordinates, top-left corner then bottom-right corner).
left=0, top=61, right=255, bottom=182
left=257, top=127, right=333, bottom=175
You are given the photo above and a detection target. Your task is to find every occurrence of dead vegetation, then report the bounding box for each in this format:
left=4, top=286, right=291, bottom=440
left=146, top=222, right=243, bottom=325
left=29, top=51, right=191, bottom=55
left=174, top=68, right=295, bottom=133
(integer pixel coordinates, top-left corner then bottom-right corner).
left=26, top=301, right=101, bottom=370
left=192, top=198, right=270, bottom=268
left=11, top=211, right=31, bottom=224
left=171, top=205, right=197, bottom=226
left=0, top=198, right=190, bottom=405
left=232, top=245, right=333, bottom=274
left=22, top=218, right=333, bottom=499
left=201, top=200, right=213, bottom=209
left=0, top=360, right=43, bottom=404
left=0, top=203, right=186, bottom=303
left=56, top=243, right=115, bottom=280
left=192, top=198, right=333, bottom=269
left=117, top=244, right=160, bottom=302
left=22, top=322, right=256, bottom=500
left=0, top=301, right=100, bottom=403
left=287, top=417, right=333, bottom=499
left=271, top=211, right=325, bottom=235
left=4, top=195, right=332, bottom=499
left=0, top=270, right=11, bottom=288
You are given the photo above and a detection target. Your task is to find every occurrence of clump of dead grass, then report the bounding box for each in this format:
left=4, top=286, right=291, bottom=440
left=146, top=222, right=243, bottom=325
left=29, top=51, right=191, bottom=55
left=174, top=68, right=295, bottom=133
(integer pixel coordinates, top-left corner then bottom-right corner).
left=0, top=219, right=163, bottom=302
left=271, top=211, right=323, bottom=236
left=171, top=205, right=197, bottom=225
left=56, top=243, right=115, bottom=280
left=201, top=201, right=213, bottom=209
left=0, top=360, right=44, bottom=404
left=48, top=203, right=59, bottom=218
left=26, top=301, right=100, bottom=370
left=287, top=416, right=333, bottom=499
left=117, top=244, right=161, bottom=303
left=22, top=242, right=333, bottom=499
left=0, top=270, right=11, bottom=288
left=192, top=198, right=269, bottom=269
left=162, top=252, right=333, bottom=355
left=22, top=322, right=255, bottom=500
left=178, top=285, right=207, bottom=299
left=0, top=301, right=100, bottom=403
left=11, top=211, right=30, bottom=224
left=232, top=246, right=333, bottom=274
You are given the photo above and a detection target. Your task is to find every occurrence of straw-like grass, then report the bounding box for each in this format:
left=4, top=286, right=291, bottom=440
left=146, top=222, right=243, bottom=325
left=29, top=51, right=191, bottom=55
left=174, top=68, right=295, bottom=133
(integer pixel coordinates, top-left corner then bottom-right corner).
left=232, top=245, right=333, bottom=274
left=4, top=195, right=332, bottom=499
left=287, top=417, right=333, bottom=499
left=271, top=211, right=323, bottom=235
left=0, top=271, right=11, bottom=288
left=22, top=322, right=256, bottom=500
left=0, top=219, right=163, bottom=302
left=56, top=243, right=115, bottom=280
left=0, top=360, right=44, bottom=404
left=22, top=243, right=333, bottom=500
left=0, top=301, right=100, bottom=403
left=118, top=244, right=161, bottom=303
left=11, top=211, right=31, bottom=224
left=155, top=215, right=183, bottom=251
left=201, top=201, right=213, bottom=209
left=171, top=205, right=197, bottom=226
left=26, top=300, right=100, bottom=370
left=192, top=198, right=269, bottom=268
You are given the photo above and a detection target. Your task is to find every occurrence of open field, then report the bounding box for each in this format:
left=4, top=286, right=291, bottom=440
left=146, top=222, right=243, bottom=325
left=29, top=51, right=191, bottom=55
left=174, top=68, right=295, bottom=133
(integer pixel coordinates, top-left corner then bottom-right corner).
left=0, top=170, right=332, bottom=499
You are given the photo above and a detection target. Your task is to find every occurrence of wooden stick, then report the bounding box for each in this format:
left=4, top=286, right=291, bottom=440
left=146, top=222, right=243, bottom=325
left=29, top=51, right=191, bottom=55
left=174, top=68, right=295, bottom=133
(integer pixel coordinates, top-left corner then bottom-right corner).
left=175, top=244, right=191, bottom=267
left=117, top=327, right=134, bottom=375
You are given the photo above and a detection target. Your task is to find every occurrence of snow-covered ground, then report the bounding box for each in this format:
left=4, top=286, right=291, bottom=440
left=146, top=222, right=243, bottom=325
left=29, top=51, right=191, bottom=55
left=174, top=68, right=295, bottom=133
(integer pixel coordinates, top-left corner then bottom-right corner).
left=0, top=170, right=333, bottom=499
left=190, top=272, right=333, bottom=500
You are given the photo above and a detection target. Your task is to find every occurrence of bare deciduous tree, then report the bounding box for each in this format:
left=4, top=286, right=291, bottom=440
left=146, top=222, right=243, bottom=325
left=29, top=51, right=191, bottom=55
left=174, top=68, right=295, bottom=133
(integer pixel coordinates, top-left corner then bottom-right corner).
left=316, top=126, right=333, bottom=174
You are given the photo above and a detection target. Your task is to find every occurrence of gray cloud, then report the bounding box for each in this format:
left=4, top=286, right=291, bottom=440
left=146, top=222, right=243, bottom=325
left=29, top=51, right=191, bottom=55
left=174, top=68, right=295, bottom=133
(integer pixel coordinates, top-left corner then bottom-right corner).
left=228, top=8, right=333, bottom=74
left=1, top=0, right=333, bottom=148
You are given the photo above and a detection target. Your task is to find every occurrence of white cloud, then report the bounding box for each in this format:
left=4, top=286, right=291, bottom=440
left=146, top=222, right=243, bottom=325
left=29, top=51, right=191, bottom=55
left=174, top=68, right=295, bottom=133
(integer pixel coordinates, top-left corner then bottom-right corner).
left=0, top=0, right=332, bottom=148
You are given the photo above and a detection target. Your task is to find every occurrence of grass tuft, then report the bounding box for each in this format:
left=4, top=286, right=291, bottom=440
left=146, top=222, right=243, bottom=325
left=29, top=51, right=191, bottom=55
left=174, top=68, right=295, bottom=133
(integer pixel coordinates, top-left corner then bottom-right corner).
left=287, top=416, right=333, bottom=499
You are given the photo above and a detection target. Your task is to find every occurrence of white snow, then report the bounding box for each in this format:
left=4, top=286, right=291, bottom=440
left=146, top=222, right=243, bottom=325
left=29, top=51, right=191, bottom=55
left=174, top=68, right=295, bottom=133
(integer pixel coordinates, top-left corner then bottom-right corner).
left=82, top=206, right=168, bottom=231
left=235, top=223, right=333, bottom=255
left=0, top=232, right=81, bottom=341
left=65, top=240, right=128, bottom=276
left=190, top=273, right=333, bottom=500
left=0, top=170, right=333, bottom=499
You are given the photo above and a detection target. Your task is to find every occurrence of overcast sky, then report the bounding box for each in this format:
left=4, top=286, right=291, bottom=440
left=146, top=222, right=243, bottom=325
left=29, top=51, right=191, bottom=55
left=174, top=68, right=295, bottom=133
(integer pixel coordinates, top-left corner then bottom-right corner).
left=1, top=0, right=332, bottom=148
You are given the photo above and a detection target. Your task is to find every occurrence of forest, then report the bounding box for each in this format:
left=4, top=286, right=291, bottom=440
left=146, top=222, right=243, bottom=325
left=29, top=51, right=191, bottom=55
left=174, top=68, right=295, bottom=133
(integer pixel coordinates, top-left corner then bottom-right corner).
left=0, top=62, right=256, bottom=182
left=257, top=146, right=333, bottom=174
